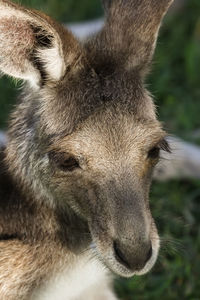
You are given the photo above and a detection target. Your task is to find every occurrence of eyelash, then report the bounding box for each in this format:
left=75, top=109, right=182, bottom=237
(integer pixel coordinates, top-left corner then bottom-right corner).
left=147, top=139, right=171, bottom=160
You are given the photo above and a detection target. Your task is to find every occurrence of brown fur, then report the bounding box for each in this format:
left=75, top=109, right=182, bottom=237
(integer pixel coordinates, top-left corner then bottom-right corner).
left=0, top=0, right=173, bottom=299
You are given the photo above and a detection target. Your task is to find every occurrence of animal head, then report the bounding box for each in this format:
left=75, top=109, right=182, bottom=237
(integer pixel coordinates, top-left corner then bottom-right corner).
left=0, top=0, right=173, bottom=277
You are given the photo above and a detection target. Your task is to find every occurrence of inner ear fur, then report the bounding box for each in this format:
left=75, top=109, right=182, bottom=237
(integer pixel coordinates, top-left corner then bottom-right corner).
left=0, top=0, right=83, bottom=87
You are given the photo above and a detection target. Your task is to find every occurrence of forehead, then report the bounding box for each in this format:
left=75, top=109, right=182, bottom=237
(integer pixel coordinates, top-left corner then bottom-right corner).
left=52, top=108, right=166, bottom=156
left=42, top=70, right=156, bottom=136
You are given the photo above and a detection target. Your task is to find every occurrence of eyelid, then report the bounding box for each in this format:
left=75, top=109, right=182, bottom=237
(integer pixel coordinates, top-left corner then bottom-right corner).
left=48, top=151, right=80, bottom=169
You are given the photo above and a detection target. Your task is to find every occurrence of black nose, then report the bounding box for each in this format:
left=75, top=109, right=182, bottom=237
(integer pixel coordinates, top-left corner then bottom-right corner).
left=113, top=240, right=131, bottom=269
left=113, top=240, right=152, bottom=271
left=145, top=244, right=152, bottom=264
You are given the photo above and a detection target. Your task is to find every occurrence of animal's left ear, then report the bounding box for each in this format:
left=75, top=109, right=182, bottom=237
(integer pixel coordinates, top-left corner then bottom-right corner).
left=0, top=0, right=83, bottom=88
left=88, top=0, right=174, bottom=76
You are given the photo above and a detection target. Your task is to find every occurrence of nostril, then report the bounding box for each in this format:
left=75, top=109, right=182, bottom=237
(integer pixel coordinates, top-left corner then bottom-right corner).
left=113, top=240, right=131, bottom=269
left=145, top=244, right=152, bottom=264
left=113, top=241, right=153, bottom=271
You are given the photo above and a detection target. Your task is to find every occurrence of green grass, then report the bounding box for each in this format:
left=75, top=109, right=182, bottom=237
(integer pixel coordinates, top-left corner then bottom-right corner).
left=14, top=0, right=102, bottom=22
left=0, top=0, right=200, bottom=299
left=149, top=1, right=200, bottom=139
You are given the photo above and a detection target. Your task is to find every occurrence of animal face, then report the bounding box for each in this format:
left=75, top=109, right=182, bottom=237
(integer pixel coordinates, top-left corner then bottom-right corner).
left=46, top=108, right=168, bottom=276
left=0, top=0, right=173, bottom=277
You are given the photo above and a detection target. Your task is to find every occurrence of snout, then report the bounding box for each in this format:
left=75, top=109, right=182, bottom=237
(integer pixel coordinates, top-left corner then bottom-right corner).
left=113, top=240, right=152, bottom=272
left=91, top=217, right=160, bottom=277
left=90, top=209, right=160, bottom=277
left=89, top=182, right=160, bottom=277
left=92, top=228, right=159, bottom=278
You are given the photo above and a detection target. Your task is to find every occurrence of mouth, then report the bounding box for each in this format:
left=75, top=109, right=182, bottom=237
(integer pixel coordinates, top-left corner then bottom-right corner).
left=90, top=237, right=160, bottom=278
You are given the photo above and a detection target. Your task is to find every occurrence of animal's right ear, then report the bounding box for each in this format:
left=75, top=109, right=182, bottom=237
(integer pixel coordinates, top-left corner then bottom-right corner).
left=0, top=0, right=83, bottom=88
left=89, top=0, right=174, bottom=77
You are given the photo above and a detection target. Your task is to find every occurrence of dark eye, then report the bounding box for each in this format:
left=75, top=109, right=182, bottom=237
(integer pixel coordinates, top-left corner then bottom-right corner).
left=59, top=157, right=80, bottom=172
left=48, top=151, right=80, bottom=172
left=147, top=147, right=160, bottom=159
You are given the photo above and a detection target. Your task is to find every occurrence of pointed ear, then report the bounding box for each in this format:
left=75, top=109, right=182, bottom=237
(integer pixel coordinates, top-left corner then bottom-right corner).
left=89, top=0, right=174, bottom=76
left=0, top=0, right=82, bottom=88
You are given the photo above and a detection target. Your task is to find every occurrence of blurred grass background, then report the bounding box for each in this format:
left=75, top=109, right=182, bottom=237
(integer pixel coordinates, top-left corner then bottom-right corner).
left=0, top=0, right=200, bottom=299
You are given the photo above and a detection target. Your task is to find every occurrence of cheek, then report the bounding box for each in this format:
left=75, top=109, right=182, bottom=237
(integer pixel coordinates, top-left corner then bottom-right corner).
left=73, top=188, right=92, bottom=215
left=51, top=177, right=92, bottom=217
left=140, top=159, right=157, bottom=185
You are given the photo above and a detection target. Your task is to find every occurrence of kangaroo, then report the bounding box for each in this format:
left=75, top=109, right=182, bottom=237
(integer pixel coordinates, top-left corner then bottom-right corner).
left=0, top=0, right=173, bottom=299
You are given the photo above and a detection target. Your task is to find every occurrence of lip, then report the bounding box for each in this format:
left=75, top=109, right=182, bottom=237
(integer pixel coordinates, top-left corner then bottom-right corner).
left=100, top=254, right=136, bottom=278
left=101, top=251, right=157, bottom=278
left=90, top=243, right=136, bottom=277
left=90, top=239, right=160, bottom=278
